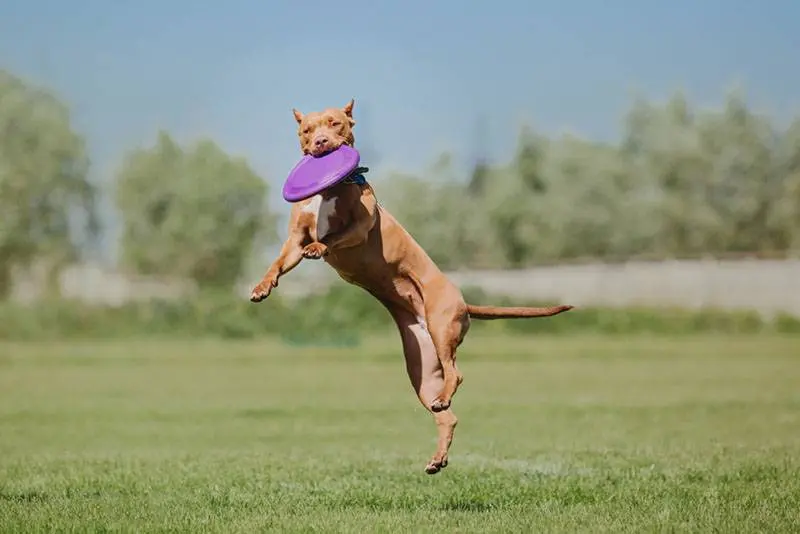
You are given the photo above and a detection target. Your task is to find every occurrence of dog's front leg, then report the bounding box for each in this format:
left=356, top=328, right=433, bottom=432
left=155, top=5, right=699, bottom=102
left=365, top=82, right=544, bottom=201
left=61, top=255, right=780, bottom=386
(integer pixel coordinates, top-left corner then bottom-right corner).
left=251, top=222, right=309, bottom=302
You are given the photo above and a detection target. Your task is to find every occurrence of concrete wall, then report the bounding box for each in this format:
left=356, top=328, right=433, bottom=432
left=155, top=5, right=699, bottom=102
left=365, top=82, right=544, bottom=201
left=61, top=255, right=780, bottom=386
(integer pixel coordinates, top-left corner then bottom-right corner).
left=447, top=258, right=800, bottom=318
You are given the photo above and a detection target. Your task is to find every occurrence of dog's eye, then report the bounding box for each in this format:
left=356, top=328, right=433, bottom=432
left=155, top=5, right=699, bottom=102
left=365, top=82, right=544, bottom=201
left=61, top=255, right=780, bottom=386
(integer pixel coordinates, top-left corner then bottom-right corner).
left=302, top=128, right=310, bottom=134
left=331, top=121, right=341, bottom=127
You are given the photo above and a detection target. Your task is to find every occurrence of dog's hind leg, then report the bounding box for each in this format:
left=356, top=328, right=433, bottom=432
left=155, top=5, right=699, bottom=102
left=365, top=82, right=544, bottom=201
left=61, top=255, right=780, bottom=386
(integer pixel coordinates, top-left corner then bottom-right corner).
left=426, top=303, right=470, bottom=413
left=388, top=305, right=458, bottom=474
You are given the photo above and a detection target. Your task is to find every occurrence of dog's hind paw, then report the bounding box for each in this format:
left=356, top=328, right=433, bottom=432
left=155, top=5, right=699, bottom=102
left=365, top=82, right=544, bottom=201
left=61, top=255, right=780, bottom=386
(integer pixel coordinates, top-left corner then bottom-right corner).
left=430, top=397, right=451, bottom=412
left=425, top=457, right=448, bottom=475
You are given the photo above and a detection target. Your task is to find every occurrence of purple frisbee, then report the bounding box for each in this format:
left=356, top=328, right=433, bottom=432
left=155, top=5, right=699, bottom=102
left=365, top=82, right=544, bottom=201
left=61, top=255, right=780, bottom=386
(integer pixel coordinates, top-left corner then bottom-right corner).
left=282, top=145, right=361, bottom=202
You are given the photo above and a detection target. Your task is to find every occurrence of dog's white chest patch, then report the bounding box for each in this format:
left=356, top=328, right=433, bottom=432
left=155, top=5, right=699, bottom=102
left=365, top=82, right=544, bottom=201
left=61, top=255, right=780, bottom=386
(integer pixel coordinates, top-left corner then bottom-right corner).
left=302, top=194, right=338, bottom=241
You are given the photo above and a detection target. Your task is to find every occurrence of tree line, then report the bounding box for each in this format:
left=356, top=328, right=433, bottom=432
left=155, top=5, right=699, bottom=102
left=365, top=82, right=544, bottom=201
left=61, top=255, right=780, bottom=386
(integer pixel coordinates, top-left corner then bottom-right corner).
left=2, top=68, right=799, bottom=299
left=380, top=93, right=800, bottom=270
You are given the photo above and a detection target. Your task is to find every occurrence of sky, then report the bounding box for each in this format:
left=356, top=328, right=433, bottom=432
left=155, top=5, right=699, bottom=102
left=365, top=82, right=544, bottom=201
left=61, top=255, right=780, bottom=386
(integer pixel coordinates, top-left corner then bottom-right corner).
left=1, top=0, right=799, bottom=260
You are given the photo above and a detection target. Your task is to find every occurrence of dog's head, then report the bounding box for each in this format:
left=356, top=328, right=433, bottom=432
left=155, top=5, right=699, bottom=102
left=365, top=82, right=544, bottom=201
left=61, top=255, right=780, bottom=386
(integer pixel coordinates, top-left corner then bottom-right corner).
left=292, top=99, right=356, bottom=157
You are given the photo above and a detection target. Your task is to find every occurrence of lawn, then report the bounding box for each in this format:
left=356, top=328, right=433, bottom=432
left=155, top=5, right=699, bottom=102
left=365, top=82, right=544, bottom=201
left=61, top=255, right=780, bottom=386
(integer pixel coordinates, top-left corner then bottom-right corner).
left=1, top=334, right=799, bottom=533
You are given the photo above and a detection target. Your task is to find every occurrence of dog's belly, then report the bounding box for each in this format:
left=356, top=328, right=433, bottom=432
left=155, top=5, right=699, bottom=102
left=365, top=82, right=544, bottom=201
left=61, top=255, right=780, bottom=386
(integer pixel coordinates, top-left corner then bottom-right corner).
left=322, top=205, right=447, bottom=318
left=327, top=254, right=428, bottom=318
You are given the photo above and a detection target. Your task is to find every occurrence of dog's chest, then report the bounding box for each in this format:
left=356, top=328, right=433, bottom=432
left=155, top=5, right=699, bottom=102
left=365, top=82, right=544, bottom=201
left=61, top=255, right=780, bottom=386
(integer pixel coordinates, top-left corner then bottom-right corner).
left=302, top=194, right=339, bottom=241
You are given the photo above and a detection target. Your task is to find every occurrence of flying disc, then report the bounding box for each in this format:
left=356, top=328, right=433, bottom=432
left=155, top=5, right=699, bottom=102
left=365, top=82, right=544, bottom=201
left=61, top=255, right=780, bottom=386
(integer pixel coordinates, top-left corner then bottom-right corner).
left=282, top=145, right=361, bottom=202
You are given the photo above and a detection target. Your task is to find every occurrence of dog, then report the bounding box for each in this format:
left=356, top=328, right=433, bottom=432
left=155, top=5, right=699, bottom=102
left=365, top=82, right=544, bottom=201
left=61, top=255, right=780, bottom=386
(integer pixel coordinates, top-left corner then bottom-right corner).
left=250, top=99, right=573, bottom=474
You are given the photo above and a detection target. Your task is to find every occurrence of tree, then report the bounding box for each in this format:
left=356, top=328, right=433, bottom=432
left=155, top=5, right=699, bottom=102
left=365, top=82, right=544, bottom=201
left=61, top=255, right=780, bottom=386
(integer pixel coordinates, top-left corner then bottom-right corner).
left=376, top=87, right=800, bottom=269
left=544, top=135, right=639, bottom=260
left=0, top=69, right=97, bottom=298
left=467, top=160, right=490, bottom=196
left=379, top=160, right=497, bottom=270
left=515, top=126, right=548, bottom=193
left=482, top=128, right=555, bottom=266
left=115, top=131, right=276, bottom=289
left=620, top=92, right=718, bottom=257
left=769, top=117, right=800, bottom=253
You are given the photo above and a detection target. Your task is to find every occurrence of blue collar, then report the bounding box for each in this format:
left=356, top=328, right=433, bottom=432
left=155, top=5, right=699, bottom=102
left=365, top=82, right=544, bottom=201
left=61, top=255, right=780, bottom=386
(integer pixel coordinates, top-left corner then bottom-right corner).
left=344, top=173, right=367, bottom=185
left=343, top=166, right=369, bottom=185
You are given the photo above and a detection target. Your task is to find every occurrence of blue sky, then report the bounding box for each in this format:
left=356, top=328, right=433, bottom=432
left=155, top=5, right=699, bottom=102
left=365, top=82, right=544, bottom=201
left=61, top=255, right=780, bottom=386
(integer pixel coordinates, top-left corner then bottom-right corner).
left=2, top=0, right=799, bottom=258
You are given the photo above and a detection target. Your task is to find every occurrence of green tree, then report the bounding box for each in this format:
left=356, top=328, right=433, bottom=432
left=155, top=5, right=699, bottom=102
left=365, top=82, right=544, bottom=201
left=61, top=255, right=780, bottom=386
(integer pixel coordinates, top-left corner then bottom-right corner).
left=620, top=92, right=719, bottom=257
left=544, top=135, right=639, bottom=260
left=467, top=160, right=490, bottom=196
left=698, top=91, right=776, bottom=254
left=483, top=128, right=557, bottom=266
left=115, top=131, right=276, bottom=289
left=380, top=87, right=800, bottom=269
left=769, top=117, right=800, bottom=253
left=0, top=69, right=97, bottom=298
left=515, top=126, right=548, bottom=194
left=379, top=158, right=497, bottom=270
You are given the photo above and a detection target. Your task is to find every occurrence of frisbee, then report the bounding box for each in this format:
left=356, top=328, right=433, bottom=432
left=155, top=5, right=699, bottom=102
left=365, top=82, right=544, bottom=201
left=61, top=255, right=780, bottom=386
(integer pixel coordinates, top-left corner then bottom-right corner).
left=282, top=145, right=361, bottom=202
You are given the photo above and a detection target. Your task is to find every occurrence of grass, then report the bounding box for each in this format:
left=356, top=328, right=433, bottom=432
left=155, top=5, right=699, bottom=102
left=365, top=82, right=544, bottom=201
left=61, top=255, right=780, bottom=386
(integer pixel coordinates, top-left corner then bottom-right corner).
left=1, top=334, right=799, bottom=533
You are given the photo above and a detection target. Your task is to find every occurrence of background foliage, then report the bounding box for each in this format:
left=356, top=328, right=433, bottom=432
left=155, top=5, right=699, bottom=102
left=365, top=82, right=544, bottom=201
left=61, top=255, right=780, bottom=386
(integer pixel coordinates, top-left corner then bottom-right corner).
left=380, top=91, right=800, bottom=269
left=115, top=131, right=276, bottom=289
left=0, top=70, right=97, bottom=298
left=2, top=68, right=799, bottom=340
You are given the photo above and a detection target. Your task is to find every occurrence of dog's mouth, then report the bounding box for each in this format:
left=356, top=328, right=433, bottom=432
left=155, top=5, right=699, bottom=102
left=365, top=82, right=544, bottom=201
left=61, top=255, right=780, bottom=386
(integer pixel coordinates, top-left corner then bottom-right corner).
left=310, top=147, right=336, bottom=157
left=309, top=140, right=348, bottom=157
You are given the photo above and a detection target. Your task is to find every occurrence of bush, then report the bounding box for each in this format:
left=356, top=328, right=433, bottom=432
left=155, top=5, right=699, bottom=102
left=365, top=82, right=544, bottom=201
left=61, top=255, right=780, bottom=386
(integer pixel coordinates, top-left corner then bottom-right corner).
left=774, top=312, right=800, bottom=334
left=0, top=285, right=796, bottom=342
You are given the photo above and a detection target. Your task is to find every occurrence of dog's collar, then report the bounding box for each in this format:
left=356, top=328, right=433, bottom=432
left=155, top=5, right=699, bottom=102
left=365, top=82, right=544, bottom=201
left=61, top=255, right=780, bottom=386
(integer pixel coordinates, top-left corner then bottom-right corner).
left=342, top=166, right=369, bottom=185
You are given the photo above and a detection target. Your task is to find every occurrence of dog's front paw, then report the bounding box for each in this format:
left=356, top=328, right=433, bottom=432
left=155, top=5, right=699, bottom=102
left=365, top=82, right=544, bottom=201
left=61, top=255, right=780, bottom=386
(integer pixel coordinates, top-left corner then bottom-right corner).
left=250, top=277, right=277, bottom=302
left=302, top=242, right=328, bottom=259
left=425, top=455, right=448, bottom=475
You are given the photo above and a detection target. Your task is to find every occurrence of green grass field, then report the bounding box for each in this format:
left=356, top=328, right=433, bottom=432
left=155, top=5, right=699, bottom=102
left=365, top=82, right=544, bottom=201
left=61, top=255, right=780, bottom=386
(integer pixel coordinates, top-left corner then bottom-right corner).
left=1, top=334, right=799, bottom=533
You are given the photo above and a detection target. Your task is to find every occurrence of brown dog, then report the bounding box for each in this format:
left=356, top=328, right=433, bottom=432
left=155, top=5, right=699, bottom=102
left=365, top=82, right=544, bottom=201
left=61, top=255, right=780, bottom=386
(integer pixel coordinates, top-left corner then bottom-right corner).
left=250, top=99, right=572, bottom=474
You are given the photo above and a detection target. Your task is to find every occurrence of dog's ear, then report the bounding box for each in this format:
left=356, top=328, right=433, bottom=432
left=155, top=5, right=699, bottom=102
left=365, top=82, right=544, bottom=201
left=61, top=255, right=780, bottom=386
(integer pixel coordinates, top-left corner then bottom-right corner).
left=342, top=99, right=355, bottom=118
left=292, top=108, right=304, bottom=124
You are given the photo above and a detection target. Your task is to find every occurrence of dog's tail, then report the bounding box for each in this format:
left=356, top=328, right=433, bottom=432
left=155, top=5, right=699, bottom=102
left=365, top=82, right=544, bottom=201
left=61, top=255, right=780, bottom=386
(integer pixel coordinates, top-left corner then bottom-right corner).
left=466, top=303, right=574, bottom=320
